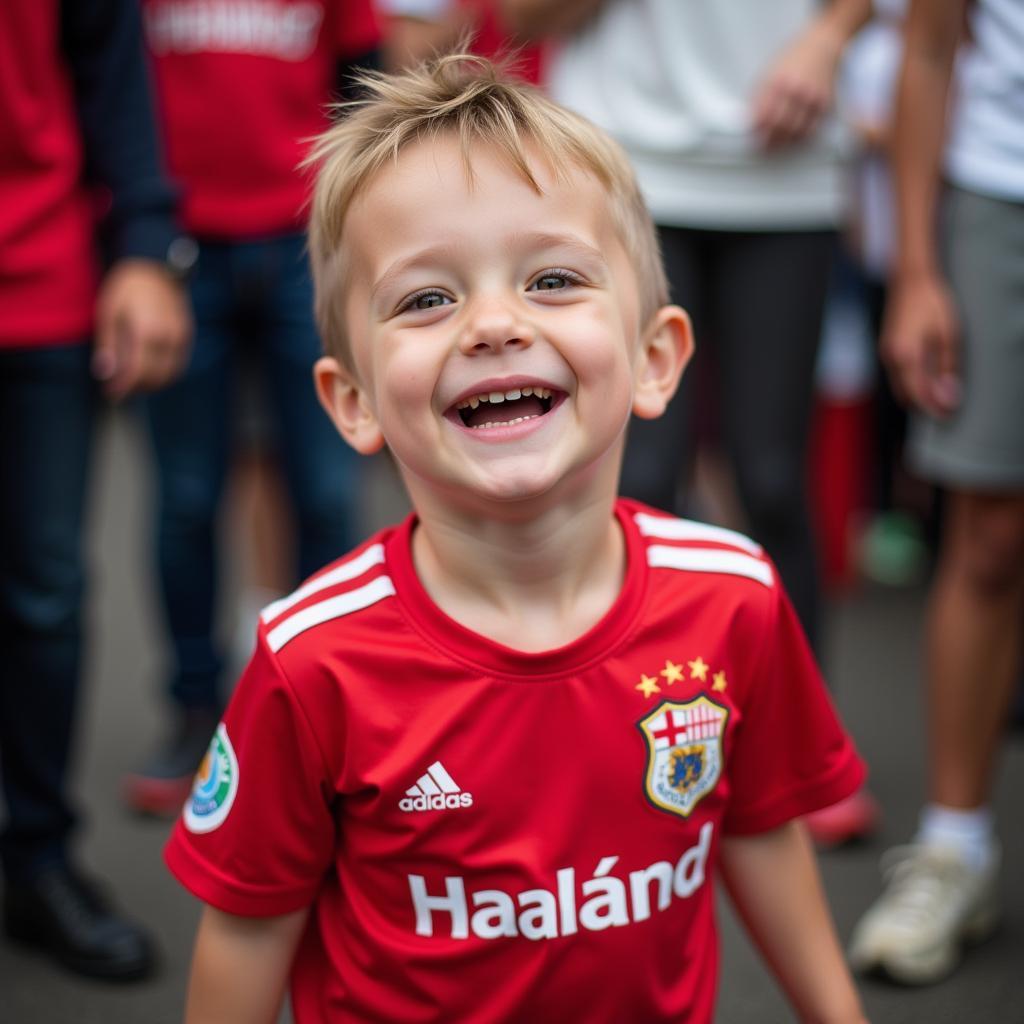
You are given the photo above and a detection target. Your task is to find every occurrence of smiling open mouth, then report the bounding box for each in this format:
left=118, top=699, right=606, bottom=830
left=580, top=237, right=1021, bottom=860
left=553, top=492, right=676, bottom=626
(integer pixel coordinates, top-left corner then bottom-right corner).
left=454, top=386, right=557, bottom=430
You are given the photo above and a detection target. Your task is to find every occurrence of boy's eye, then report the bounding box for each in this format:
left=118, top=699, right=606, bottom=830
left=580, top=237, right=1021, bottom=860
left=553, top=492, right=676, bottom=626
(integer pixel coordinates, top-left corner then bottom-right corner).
left=528, top=269, right=581, bottom=292
left=534, top=276, right=566, bottom=291
left=399, top=290, right=452, bottom=313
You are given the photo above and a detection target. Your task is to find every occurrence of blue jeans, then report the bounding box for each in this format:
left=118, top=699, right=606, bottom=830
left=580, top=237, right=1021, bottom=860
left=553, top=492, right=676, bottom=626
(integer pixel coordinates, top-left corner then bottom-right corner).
left=145, top=234, right=358, bottom=711
left=0, top=343, right=95, bottom=880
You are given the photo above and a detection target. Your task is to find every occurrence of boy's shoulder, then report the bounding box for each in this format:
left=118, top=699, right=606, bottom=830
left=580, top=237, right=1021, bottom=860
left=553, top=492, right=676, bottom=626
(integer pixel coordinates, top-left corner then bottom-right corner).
left=623, top=499, right=776, bottom=594
left=620, top=500, right=781, bottom=652
left=256, top=522, right=408, bottom=666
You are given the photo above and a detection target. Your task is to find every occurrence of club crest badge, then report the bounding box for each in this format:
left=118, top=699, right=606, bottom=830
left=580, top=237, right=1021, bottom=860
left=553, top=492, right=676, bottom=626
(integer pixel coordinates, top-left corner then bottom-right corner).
left=184, top=723, right=238, bottom=834
left=637, top=697, right=729, bottom=819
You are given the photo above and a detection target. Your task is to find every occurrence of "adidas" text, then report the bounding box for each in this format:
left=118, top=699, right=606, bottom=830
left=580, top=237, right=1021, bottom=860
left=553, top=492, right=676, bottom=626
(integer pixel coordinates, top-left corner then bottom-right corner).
left=400, top=760, right=473, bottom=813
left=400, top=792, right=474, bottom=812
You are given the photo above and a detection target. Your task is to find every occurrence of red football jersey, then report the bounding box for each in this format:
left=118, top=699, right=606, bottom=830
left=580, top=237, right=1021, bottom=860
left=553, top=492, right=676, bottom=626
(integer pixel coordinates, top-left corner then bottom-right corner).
left=142, top=0, right=380, bottom=237
left=166, top=500, right=864, bottom=1023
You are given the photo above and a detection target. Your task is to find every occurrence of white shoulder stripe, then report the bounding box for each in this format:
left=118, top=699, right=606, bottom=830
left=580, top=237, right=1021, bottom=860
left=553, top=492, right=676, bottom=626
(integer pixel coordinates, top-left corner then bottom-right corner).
left=646, top=544, right=774, bottom=587
left=634, top=512, right=762, bottom=556
left=266, top=575, right=396, bottom=653
left=261, top=544, right=386, bottom=624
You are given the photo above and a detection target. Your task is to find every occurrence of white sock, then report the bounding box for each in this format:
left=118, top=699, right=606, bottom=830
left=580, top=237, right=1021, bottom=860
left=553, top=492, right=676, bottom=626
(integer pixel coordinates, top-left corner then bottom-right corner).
left=914, top=804, right=996, bottom=873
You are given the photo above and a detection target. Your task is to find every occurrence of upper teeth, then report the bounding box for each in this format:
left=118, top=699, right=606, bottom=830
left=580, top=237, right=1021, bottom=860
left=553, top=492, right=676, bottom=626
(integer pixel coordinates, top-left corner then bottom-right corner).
left=456, top=386, right=551, bottom=410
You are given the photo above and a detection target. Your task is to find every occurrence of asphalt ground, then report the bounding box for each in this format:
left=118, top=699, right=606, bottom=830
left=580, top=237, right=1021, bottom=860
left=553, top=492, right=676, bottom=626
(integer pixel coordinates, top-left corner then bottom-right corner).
left=2, top=410, right=1022, bottom=1023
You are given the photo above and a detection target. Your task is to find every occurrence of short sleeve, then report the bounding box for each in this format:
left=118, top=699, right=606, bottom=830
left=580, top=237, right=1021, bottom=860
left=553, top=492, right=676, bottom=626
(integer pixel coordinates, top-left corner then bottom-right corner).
left=164, top=635, right=338, bottom=916
left=722, top=584, right=865, bottom=835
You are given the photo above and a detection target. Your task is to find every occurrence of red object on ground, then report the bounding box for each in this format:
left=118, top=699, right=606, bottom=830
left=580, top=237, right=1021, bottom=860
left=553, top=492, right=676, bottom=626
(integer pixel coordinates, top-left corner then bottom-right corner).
left=810, top=397, right=873, bottom=592
left=122, top=773, right=194, bottom=819
left=804, top=788, right=881, bottom=849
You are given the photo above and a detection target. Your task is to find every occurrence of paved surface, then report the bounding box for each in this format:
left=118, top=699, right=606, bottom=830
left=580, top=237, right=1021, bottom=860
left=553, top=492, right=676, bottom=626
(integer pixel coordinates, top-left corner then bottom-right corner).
left=3, top=411, right=1022, bottom=1023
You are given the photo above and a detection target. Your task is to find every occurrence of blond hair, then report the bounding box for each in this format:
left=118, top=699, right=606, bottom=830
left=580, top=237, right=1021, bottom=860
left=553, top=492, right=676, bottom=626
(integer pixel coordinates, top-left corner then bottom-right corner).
left=306, top=53, right=667, bottom=364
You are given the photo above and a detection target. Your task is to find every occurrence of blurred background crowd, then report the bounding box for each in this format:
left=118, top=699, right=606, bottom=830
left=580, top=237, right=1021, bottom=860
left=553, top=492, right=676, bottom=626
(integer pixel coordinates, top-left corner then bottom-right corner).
left=1, top=0, right=1022, bottom=1019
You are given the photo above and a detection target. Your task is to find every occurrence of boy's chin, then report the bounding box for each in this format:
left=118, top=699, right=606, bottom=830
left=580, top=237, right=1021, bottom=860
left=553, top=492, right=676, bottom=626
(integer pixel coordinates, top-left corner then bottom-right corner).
left=453, top=475, right=561, bottom=510
left=452, top=465, right=620, bottom=518
left=396, top=437, right=625, bottom=517
left=402, top=467, right=562, bottom=516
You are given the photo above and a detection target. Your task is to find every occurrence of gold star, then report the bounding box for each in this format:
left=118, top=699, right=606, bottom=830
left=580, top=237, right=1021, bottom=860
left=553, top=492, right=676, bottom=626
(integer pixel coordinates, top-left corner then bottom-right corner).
left=688, top=657, right=709, bottom=682
left=712, top=671, right=728, bottom=692
left=660, top=660, right=684, bottom=685
left=636, top=674, right=661, bottom=698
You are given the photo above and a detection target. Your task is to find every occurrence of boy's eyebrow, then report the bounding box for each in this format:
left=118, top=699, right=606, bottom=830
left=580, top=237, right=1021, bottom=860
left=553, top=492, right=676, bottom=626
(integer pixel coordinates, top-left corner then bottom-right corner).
left=370, top=233, right=608, bottom=302
left=510, top=232, right=609, bottom=270
left=370, top=244, right=463, bottom=303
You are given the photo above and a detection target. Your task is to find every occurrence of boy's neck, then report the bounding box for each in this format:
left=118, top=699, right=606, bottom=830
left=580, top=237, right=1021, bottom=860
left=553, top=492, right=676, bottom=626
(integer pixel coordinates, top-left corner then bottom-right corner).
left=406, top=487, right=627, bottom=653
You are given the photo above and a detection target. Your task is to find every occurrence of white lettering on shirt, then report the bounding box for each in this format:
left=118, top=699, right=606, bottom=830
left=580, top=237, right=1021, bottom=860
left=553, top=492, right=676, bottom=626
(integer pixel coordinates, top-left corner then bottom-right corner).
left=145, top=1, right=324, bottom=61
left=408, top=822, right=713, bottom=941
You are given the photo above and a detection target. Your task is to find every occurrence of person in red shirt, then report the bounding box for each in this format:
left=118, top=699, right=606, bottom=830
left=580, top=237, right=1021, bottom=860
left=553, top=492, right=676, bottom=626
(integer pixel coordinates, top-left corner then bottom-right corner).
left=122, top=0, right=382, bottom=815
left=166, top=56, right=867, bottom=1022
left=0, top=0, right=191, bottom=980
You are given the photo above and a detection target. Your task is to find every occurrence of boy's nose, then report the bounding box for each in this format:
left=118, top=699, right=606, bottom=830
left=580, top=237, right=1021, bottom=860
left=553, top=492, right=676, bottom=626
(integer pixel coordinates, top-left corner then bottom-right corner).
left=458, top=300, right=535, bottom=355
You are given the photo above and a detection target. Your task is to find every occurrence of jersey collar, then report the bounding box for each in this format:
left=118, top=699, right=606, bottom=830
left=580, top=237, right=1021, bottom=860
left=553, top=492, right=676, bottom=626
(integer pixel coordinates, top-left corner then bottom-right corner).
left=384, top=500, right=649, bottom=678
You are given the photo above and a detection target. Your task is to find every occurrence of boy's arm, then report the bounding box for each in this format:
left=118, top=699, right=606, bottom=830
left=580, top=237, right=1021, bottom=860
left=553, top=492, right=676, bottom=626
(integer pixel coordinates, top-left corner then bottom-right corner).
left=881, top=0, right=965, bottom=418
left=719, top=822, right=867, bottom=1024
left=185, top=906, right=309, bottom=1024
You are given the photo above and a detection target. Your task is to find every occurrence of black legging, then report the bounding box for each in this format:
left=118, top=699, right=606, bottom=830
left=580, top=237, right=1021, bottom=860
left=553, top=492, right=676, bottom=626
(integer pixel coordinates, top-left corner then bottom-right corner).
left=621, top=225, right=836, bottom=652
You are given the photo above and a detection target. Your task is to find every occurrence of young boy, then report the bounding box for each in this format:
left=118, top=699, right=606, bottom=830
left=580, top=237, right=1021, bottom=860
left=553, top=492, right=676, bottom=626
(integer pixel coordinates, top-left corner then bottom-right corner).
left=166, top=55, right=868, bottom=1023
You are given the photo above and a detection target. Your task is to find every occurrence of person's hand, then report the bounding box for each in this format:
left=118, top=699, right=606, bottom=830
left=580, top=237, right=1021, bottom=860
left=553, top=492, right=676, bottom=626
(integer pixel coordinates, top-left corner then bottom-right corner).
left=92, top=258, right=193, bottom=400
left=881, top=270, right=962, bottom=418
left=751, top=22, right=843, bottom=151
left=852, top=115, right=891, bottom=155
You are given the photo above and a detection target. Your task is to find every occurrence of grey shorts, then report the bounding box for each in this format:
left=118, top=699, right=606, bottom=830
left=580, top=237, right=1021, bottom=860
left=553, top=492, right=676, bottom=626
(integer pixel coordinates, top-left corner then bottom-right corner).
left=908, top=185, right=1024, bottom=490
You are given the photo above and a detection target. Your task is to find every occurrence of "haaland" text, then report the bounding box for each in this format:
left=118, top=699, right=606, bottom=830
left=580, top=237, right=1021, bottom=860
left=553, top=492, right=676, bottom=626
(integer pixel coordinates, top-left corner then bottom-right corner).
left=409, top=822, right=713, bottom=940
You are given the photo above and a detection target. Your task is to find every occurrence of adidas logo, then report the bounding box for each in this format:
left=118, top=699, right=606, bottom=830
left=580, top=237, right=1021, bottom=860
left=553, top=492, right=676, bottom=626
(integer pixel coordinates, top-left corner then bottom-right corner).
left=399, top=761, right=474, bottom=812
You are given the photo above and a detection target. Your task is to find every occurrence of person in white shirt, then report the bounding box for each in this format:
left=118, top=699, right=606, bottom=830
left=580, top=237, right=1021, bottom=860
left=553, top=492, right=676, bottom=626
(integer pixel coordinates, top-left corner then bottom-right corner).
left=848, top=0, right=1024, bottom=984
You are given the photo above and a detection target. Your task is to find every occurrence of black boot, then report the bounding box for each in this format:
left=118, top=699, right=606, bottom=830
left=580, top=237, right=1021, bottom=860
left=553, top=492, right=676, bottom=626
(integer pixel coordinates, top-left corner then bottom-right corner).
left=3, top=863, right=155, bottom=980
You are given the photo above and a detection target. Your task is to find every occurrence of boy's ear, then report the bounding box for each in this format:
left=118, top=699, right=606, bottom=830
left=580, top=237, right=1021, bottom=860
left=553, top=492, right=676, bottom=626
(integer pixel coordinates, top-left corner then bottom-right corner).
left=313, top=356, right=385, bottom=455
left=632, top=305, right=693, bottom=420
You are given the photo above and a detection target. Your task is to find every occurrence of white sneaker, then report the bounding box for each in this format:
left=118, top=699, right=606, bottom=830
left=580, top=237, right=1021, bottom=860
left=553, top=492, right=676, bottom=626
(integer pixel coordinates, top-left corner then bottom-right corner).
left=848, top=843, right=1000, bottom=984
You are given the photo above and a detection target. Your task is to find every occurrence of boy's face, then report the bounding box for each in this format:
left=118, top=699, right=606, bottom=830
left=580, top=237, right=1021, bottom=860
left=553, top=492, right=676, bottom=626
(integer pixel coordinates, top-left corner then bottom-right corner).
left=316, top=136, right=689, bottom=513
